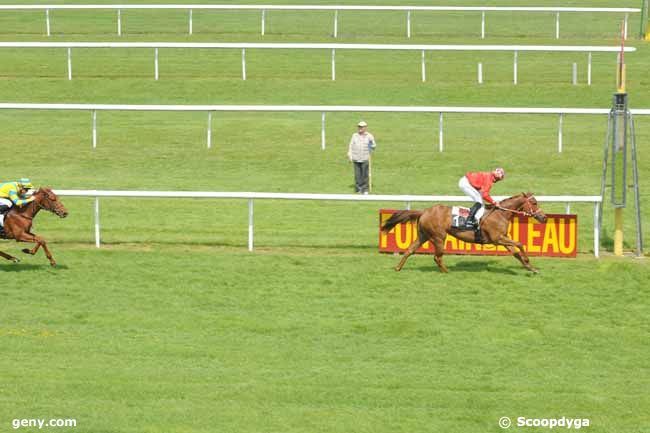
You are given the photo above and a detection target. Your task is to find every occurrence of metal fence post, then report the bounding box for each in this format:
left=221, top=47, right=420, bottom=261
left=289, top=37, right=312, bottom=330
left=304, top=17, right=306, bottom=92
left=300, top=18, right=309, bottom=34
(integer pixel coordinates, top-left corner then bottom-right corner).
left=242, top=48, right=246, bottom=80
left=572, top=62, right=577, bottom=85
left=555, top=12, right=560, bottom=39
left=407, top=11, right=411, bottom=38
left=333, top=10, right=338, bottom=38
left=154, top=48, right=159, bottom=80
left=92, top=110, right=97, bottom=149
left=588, top=52, right=592, bottom=86
left=189, top=9, right=193, bottom=35
left=513, top=50, right=518, bottom=85
left=478, top=62, right=483, bottom=84
left=321, top=112, right=326, bottom=150
left=117, top=9, right=122, bottom=36
left=46, top=9, right=51, bottom=37
left=439, top=112, right=444, bottom=152
left=248, top=199, right=254, bottom=251
left=261, top=9, right=266, bottom=35
left=421, top=50, right=426, bottom=82
left=207, top=111, right=213, bottom=149
left=94, top=197, right=101, bottom=248
left=331, top=48, right=336, bottom=81
left=558, top=113, right=563, bottom=153
left=481, top=11, right=485, bottom=39
left=594, top=201, right=600, bottom=258
left=67, top=48, right=72, bottom=80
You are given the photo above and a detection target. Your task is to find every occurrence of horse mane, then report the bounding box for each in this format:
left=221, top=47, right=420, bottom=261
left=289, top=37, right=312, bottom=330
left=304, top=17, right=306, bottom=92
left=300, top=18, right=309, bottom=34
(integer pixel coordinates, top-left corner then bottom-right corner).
left=495, top=192, right=533, bottom=209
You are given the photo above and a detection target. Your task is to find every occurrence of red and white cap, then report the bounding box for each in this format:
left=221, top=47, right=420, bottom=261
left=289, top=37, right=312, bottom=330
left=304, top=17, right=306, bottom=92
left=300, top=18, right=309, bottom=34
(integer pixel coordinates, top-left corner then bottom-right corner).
left=493, top=167, right=505, bottom=179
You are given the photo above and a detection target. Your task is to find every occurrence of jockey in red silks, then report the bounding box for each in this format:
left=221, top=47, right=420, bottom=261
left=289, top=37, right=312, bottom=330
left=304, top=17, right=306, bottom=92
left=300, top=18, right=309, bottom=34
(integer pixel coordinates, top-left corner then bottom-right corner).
left=458, top=168, right=505, bottom=229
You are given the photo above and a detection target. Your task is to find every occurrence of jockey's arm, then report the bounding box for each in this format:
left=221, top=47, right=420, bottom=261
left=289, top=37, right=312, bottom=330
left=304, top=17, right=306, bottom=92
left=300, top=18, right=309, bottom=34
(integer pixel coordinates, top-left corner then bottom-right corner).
left=9, top=190, right=34, bottom=206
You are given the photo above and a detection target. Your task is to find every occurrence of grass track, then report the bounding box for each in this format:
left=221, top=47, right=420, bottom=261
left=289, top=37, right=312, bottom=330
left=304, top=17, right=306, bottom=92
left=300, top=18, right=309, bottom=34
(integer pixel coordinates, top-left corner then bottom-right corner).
left=1, top=1, right=649, bottom=432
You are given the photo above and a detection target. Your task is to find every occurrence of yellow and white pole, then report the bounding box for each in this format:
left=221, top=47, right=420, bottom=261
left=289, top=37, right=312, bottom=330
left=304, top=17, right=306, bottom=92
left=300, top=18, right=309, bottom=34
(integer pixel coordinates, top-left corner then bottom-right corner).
left=614, top=23, right=626, bottom=256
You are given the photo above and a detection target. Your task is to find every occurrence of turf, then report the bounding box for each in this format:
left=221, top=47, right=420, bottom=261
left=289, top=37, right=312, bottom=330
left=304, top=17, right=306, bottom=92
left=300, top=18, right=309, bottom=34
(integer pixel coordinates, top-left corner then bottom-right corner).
left=0, top=1, right=649, bottom=432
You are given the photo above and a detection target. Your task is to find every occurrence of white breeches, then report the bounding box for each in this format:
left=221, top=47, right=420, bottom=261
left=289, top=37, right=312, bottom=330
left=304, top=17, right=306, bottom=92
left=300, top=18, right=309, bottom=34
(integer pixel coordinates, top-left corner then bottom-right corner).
left=0, top=198, right=12, bottom=208
left=458, top=176, right=485, bottom=221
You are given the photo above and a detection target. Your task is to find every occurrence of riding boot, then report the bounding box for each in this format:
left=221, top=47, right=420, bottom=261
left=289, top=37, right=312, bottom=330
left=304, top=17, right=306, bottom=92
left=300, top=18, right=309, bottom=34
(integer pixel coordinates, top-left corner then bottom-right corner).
left=465, top=203, right=481, bottom=229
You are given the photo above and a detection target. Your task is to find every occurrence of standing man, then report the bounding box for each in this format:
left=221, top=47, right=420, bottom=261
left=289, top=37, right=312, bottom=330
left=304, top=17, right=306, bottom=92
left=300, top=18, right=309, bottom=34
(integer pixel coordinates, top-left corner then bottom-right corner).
left=347, top=120, right=376, bottom=194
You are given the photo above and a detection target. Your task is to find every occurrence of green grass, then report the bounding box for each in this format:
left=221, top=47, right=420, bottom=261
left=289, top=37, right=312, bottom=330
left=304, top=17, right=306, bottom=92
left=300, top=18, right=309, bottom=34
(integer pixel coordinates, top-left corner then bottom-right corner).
left=1, top=1, right=649, bottom=432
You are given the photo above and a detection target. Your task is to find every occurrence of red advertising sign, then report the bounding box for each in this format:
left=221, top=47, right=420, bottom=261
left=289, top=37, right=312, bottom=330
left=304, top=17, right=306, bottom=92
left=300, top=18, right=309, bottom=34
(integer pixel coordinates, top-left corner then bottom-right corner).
left=379, top=209, right=577, bottom=257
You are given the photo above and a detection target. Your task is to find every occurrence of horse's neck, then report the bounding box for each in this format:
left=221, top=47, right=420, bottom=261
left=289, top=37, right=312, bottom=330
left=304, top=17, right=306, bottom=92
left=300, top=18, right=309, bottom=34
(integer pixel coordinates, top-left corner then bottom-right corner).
left=493, top=196, right=525, bottom=221
left=12, top=197, right=40, bottom=218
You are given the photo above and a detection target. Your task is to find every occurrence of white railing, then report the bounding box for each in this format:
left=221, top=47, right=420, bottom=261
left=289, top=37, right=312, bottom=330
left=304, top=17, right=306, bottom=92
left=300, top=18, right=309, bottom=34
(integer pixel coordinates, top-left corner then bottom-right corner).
left=0, top=5, right=639, bottom=39
left=0, top=42, right=634, bottom=83
left=53, top=190, right=603, bottom=257
left=3, top=103, right=649, bottom=152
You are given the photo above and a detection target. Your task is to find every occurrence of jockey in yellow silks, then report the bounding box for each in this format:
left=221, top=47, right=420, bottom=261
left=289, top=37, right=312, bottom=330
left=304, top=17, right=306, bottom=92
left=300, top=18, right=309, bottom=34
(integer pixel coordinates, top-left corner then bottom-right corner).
left=0, top=179, right=35, bottom=227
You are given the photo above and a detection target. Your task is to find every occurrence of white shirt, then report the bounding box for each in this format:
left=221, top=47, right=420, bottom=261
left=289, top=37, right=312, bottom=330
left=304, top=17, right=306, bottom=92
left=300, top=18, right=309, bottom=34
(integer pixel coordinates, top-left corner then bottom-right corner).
left=347, top=132, right=376, bottom=162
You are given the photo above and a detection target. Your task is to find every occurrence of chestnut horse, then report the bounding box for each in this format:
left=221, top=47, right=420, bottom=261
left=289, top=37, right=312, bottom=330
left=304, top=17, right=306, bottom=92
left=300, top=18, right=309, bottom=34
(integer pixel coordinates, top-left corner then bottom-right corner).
left=381, top=192, right=547, bottom=273
left=0, top=188, right=68, bottom=267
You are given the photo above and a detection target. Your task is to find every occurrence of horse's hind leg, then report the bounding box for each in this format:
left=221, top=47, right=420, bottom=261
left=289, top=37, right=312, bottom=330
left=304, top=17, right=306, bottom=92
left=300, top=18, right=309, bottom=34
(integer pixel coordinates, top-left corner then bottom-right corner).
left=395, top=236, right=425, bottom=272
left=431, top=237, right=449, bottom=273
left=0, top=250, right=20, bottom=263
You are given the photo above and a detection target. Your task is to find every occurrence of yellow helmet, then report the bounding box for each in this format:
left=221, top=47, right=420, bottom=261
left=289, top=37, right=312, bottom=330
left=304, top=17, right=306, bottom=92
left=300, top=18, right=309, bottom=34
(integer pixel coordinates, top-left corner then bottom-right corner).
left=18, top=178, right=33, bottom=189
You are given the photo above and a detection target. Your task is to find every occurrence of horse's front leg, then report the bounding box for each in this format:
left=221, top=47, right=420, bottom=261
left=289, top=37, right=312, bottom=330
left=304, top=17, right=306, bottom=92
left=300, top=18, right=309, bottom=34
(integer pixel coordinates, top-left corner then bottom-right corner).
left=16, top=232, right=57, bottom=267
left=497, top=236, right=537, bottom=273
left=0, top=250, right=20, bottom=263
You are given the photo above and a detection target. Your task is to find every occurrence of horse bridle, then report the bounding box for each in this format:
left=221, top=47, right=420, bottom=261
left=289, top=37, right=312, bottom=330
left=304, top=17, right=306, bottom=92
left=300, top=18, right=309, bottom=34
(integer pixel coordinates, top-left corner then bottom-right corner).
left=495, top=196, right=542, bottom=219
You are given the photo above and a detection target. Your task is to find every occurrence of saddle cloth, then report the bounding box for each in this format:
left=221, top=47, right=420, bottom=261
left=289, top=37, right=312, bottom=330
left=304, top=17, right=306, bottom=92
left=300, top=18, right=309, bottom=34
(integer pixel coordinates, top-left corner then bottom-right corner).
left=451, top=206, right=471, bottom=228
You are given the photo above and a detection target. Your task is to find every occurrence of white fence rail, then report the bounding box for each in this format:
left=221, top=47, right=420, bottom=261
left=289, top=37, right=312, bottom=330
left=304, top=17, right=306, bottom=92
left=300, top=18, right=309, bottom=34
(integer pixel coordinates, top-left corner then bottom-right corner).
left=0, top=42, right=635, bottom=83
left=0, top=5, right=639, bottom=39
left=3, top=103, right=650, bottom=152
left=53, top=190, right=603, bottom=257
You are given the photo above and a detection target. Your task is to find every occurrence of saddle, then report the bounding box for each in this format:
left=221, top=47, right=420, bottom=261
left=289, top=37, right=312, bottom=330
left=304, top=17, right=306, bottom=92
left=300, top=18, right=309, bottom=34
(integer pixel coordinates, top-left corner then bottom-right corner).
left=451, top=206, right=483, bottom=243
left=451, top=206, right=471, bottom=228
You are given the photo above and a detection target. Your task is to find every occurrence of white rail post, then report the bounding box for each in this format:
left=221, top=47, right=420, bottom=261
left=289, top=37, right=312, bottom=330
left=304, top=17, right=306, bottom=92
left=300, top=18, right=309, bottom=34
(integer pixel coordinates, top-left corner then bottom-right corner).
left=241, top=48, right=246, bottom=80
left=46, top=9, right=51, bottom=37
left=92, top=110, right=97, bottom=149
left=513, top=50, right=518, bottom=85
left=565, top=202, right=571, bottom=214
left=189, top=9, right=193, bottom=35
left=405, top=201, right=411, bottom=210
left=67, top=48, right=72, bottom=80
left=572, top=62, right=577, bottom=85
left=333, top=10, right=338, bottom=38
left=421, top=50, right=426, bottom=82
left=331, top=48, right=336, bottom=81
left=154, top=48, right=159, bottom=80
left=261, top=9, right=266, bottom=35
left=481, top=11, right=485, bottom=39
left=321, top=112, right=326, bottom=150
left=207, top=111, right=213, bottom=149
left=587, top=52, right=592, bottom=86
left=594, top=202, right=600, bottom=258
left=478, top=62, right=483, bottom=84
left=407, top=11, right=411, bottom=38
left=248, top=199, right=254, bottom=251
left=438, top=112, right=444, bottom=152
left=94, top=197, right=101, bottom=248
left=555, top=12, right=560, bottom=39
left=624, top=13, right=628, bottom=40
left=117, top=9, right=121, bottom=36
left=558, top=113, right=563, bottom=153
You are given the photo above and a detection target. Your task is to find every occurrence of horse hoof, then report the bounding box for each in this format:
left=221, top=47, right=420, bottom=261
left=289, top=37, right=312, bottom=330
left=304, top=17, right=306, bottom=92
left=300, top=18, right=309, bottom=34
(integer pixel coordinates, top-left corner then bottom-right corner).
left=12, top=258, right=20, bottom=264
left=394, top=267, right=401, bottom=272
left=50, top=262, right=57, bottom=267
left=21, top=249, right=31, bottom=255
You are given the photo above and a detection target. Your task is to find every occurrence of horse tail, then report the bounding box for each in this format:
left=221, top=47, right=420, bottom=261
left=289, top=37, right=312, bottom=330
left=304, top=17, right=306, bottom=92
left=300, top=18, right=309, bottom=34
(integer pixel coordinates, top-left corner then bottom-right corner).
left=381, top=210, right=423, bottom=232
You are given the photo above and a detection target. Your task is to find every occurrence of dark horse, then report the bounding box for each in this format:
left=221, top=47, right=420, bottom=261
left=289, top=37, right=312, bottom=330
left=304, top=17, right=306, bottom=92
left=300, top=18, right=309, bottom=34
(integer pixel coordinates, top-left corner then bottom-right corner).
left=381, top=192, right=547, bottom=273
left=0, top=188, right=68, bottom=267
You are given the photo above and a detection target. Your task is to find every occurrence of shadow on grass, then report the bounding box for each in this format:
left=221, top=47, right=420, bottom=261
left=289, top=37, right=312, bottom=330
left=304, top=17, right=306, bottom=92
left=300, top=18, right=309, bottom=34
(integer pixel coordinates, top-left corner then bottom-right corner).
left=409, top=259, right=519, bottom=275
left=0, top=263, right=69, bottom=272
